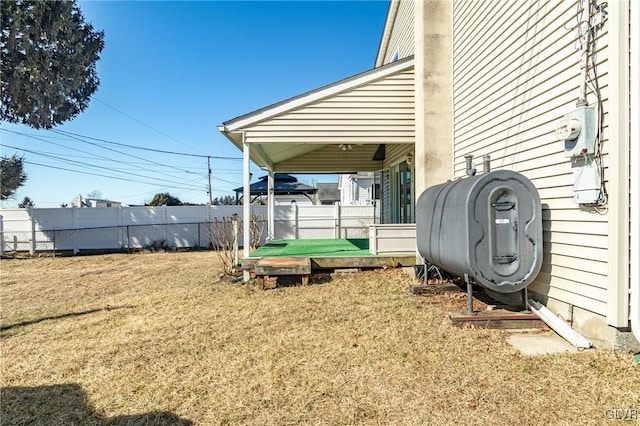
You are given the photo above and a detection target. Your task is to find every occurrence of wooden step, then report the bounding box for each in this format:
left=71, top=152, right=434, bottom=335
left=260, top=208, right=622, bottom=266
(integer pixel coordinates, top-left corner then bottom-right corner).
left=254, top=257, right=311, bottom=289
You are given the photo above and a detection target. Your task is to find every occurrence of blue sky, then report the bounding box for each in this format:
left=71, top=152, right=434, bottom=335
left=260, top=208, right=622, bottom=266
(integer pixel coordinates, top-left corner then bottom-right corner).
left=1, top=0, right=388, bottom=207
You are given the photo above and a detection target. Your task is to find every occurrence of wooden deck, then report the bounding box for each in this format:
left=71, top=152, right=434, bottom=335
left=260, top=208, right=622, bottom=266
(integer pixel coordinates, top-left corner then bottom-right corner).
left=242, top=238, right=416, bottom=287
left=242, top=254, right=416, bottom=272
left=242, top=253, right=416, bottom=288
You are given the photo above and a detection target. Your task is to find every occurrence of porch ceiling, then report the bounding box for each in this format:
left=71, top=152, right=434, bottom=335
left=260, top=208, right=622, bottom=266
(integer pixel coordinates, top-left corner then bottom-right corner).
left=218, top=56, right=415, bottom=173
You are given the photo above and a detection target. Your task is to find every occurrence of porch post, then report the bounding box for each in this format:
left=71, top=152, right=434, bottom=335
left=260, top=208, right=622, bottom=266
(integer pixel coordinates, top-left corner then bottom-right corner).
left=414, top=0, right=453, bottom=195
left=268, top=170, right=275, bottom=240
left=243, top=134, right=251, bottom=282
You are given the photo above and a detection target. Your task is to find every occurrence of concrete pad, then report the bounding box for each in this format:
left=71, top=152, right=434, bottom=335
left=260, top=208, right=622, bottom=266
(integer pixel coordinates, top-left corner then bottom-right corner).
left=507, top=332, right=578, bottom=356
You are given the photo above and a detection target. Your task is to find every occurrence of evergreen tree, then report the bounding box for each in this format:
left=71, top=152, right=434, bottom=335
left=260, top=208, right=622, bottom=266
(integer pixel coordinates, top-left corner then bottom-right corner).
left=212, top=195, right=235, bottom=206
left=18, top=196, right=35, bottom=208
left=0, top=155, right=27, bottom=200
left=148, top=193, right=183, bottom=206
left=1, top=0, right=104, bottom=129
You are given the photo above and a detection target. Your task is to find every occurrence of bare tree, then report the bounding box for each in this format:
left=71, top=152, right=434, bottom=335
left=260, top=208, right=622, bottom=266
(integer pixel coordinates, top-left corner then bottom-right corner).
left=248, top=213, right=266, bottom=252
left=206, top=216, right=239, bottom=277
left=206, top=214, right=265, bottom=278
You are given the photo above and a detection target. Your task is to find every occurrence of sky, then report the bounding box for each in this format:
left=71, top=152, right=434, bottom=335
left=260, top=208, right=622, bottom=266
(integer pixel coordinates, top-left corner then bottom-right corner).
left=1, top=0, right=389, bottom=208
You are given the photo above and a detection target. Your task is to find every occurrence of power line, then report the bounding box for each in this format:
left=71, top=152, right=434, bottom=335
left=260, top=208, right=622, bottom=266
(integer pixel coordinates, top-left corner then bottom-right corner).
left=44, top=130, right=205, bottom=177
left=2, top=128, right=242, bottom=200
left=93, top=97, right=208, bottom=155
left=23, top=160, right=205, bottom=192
left=2, top=147, right=210, bottom=170
left=5, top=144, right=206, bottom=191
left=2, top=128, right=206, bottom=181
left=49, top=131, right=243, bottom=185
left=53, top=129, right=242, bottom=160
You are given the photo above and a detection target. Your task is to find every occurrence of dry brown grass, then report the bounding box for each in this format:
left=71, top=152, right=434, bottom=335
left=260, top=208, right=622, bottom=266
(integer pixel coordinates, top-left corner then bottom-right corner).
left=1, top=252, right=639, bottom=425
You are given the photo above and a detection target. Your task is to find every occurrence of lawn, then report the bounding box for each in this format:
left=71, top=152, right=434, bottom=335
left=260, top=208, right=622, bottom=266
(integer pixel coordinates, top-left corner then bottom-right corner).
left=1, top=252, right=638, bottom=425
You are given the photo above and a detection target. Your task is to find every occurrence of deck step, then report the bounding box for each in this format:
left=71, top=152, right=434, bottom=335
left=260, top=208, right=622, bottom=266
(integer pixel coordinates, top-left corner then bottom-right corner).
left=254, top=257, right=311, bottom=289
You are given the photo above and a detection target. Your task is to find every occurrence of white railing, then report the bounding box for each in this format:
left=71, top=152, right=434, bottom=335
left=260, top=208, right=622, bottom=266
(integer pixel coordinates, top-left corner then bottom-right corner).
left=0, top=204, right=378, bottom=254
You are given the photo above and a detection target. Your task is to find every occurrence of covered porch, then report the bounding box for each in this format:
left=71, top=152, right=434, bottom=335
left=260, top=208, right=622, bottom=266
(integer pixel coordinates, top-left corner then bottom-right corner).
left=217, top=56, right=417, bottom=280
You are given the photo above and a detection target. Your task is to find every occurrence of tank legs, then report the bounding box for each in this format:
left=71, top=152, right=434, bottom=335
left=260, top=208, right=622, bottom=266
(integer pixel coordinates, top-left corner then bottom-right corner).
left=465, top=273, right=474, bottom=314
left=521, top=287, right=530, bottom=312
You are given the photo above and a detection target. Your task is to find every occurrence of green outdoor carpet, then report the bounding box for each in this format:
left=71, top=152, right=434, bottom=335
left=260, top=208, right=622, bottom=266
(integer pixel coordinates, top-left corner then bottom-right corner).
left=250, top=239, right=371, bottom=258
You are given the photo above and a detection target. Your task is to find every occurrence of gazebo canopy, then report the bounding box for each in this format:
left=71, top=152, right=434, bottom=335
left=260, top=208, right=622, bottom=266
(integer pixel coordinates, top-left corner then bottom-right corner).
left=233, top=173, right=317, bottom=203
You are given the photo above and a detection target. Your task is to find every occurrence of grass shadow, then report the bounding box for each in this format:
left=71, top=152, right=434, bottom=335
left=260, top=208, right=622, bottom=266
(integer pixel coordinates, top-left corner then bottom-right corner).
left=1, top=384, right=192, bottom=425
left=273, top=272, right=333, bottom=288
left=0, top=305, right=136, bottom=332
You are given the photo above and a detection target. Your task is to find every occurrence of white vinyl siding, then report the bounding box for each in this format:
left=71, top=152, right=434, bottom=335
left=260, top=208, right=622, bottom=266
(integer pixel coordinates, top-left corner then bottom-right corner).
left=452, top=0, right=611, bottom=316
left=243, top=69, right=415, bottom=172
left=383, top=143, right=413, bottom=169
left=379, top=0, right=415, bottom=65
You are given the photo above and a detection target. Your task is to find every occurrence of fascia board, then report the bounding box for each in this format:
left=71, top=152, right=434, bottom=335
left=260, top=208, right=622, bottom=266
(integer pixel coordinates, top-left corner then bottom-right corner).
left=375, top=0, right=401, bottom=68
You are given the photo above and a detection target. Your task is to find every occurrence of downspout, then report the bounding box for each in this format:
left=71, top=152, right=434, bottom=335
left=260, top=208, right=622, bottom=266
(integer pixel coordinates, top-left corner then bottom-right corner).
left=630, top=0, right=640, bottom=346
left=528, top=299, right=592, bottom=349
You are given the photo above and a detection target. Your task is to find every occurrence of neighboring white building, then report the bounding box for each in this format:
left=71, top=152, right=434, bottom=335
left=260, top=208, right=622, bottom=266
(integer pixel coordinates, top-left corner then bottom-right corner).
left=338, top=172, right=377, bottom=206
left=316, top=183, right=340, bottom=205
left=68, top=195, right=122, bottom=208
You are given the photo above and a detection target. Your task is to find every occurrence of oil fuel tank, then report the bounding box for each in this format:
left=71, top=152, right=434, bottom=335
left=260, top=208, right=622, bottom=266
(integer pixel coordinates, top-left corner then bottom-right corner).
left=416, top=170, right=542, bottom=293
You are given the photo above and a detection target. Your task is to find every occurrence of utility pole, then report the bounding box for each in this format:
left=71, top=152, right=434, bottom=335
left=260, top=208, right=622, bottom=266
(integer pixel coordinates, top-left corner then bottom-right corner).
left=207, top=156, right=213, bottom=205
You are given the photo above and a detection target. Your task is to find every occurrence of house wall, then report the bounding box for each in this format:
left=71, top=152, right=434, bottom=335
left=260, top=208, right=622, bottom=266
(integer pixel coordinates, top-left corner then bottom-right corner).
left=383, top=144, right=413, bottom=169
left=377, top=0, right=415, bottom=66
left=451, top=0, right=632, bottom=347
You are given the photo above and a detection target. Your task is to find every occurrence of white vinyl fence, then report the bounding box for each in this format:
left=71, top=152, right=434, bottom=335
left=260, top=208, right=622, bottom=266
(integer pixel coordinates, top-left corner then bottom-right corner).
left=0, top=204, right=377, bottom=254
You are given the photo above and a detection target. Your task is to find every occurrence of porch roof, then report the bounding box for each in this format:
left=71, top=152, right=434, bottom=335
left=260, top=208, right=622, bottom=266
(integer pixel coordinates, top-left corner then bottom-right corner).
left=217, top=56, right=414, bottom=173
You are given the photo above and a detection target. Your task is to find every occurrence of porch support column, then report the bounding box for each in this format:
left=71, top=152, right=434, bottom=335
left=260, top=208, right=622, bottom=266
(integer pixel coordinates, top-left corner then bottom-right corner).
left=268, top=170, right=275, bottom=240
left=243, top=134, right=251, bottom=282
left=414, top=0, right=453, bottom=263
left=414, top=0, right=453, bottom=196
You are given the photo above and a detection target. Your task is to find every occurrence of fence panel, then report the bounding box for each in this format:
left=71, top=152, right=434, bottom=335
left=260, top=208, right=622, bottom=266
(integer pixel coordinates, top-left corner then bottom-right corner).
left=340, top=205, right=377, bottom=239
left=274, top=206, right=296, bottom=239
left=0, top=210, right=31, bottom=252
left=0, top=204, right=373, bottom=254
left=296, top=205, right=337, bottom=239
